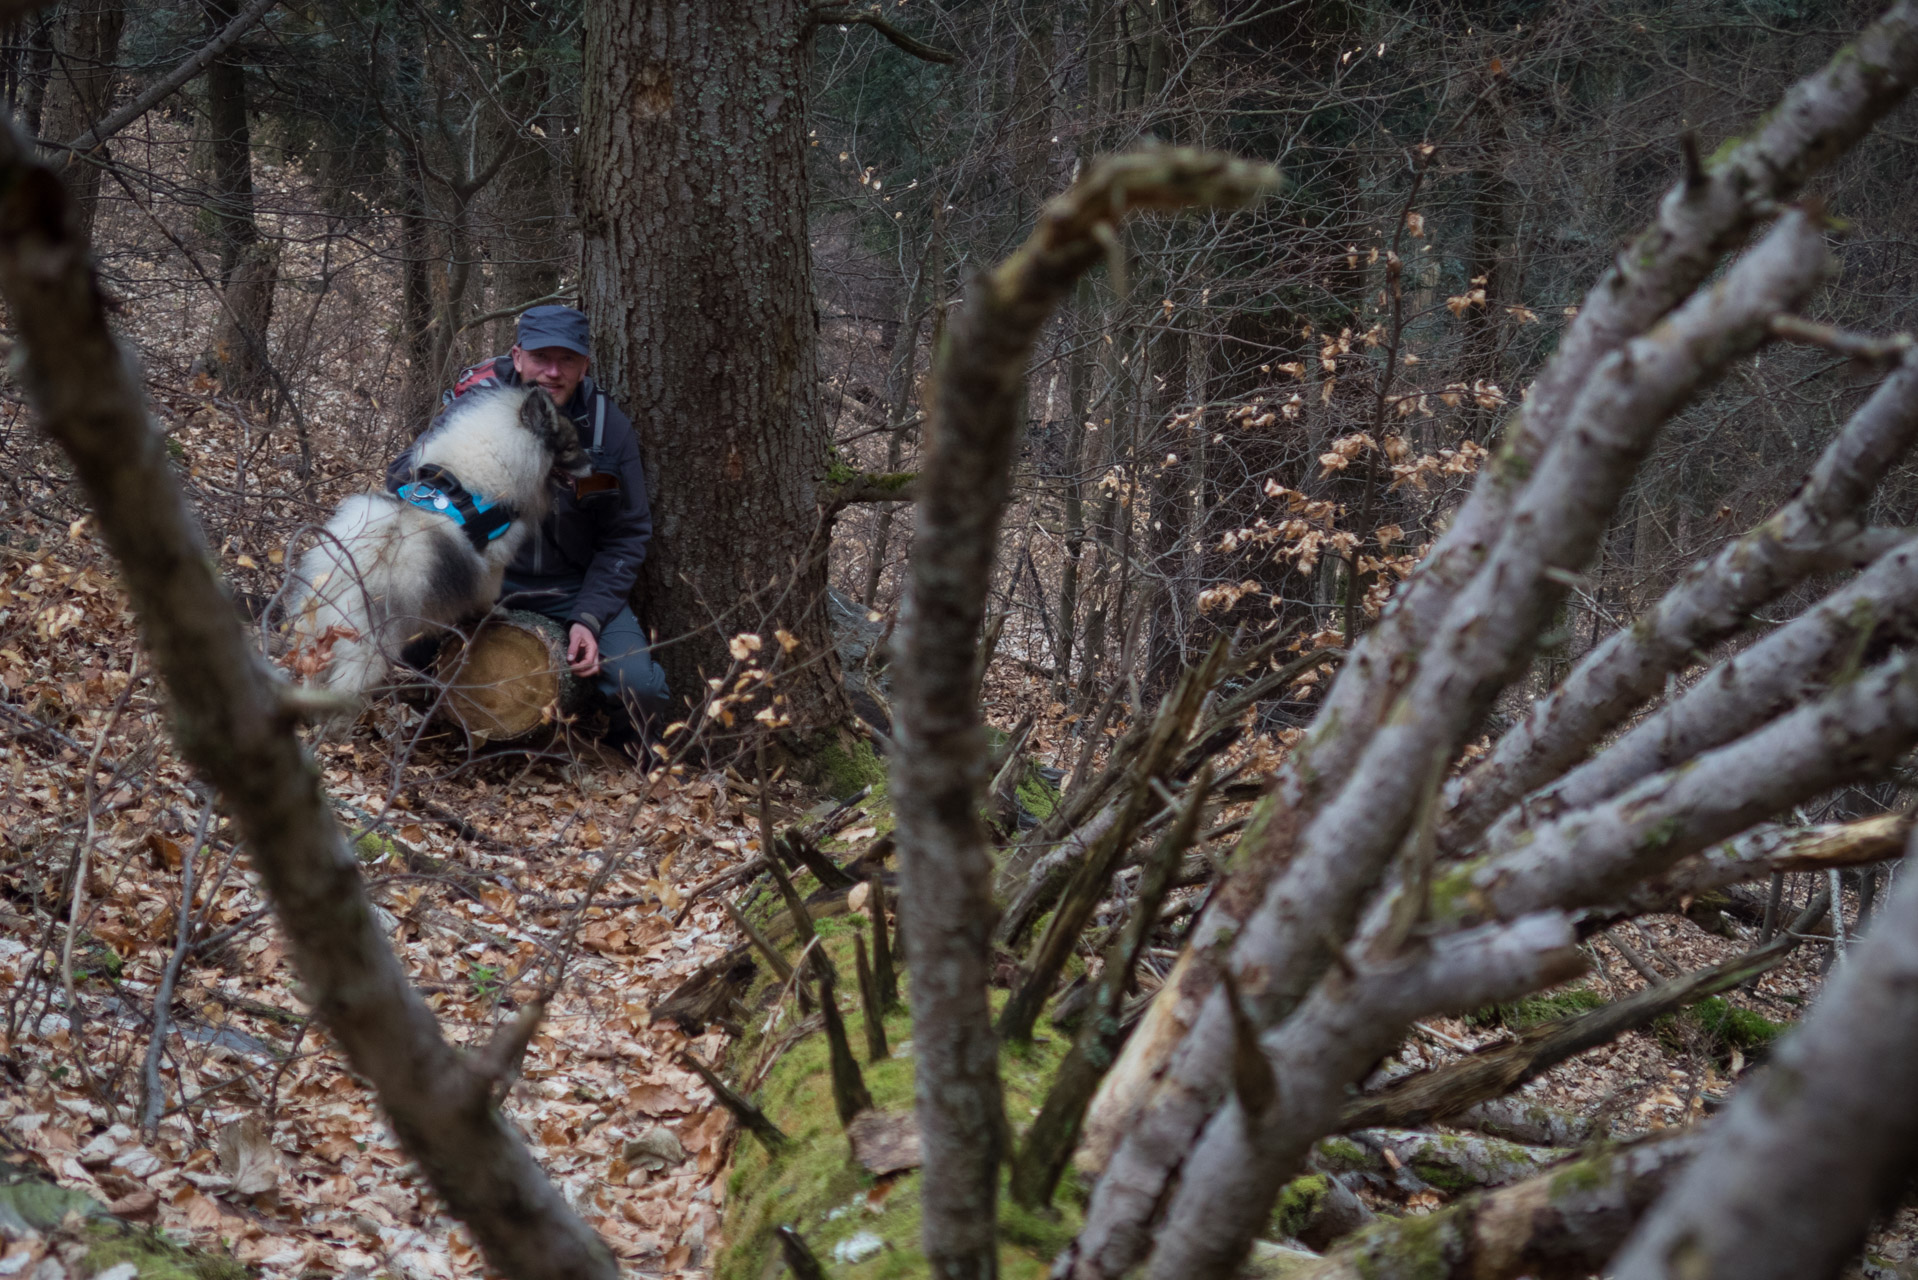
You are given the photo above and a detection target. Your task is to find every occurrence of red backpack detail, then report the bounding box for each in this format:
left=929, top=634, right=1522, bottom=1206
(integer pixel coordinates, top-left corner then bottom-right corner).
left=444, top=358, right=507, bottom=406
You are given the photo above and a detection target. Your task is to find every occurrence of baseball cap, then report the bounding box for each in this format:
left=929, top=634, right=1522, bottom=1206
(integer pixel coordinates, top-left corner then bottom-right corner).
left=516, top=305, right=591, bottom=357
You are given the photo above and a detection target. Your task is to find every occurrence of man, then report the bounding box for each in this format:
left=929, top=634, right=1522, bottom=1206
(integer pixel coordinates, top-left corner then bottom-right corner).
left=387, top=305, right=671, bottom=751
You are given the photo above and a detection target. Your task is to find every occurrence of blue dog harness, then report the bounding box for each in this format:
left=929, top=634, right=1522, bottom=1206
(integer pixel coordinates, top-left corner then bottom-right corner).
left=396, top=463, right=517, bottom=555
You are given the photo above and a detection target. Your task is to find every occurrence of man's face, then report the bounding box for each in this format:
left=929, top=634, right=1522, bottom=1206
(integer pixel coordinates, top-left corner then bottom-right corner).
left=512, top=344, right=590, bottom=406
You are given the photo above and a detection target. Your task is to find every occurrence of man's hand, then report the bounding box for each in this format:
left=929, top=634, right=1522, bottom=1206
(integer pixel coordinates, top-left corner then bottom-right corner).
left=567, top=623, right=602, bottom=677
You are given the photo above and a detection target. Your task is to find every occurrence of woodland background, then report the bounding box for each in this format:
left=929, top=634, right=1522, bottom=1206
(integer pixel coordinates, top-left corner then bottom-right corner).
left=5, top=2, right=1918, bottom=1280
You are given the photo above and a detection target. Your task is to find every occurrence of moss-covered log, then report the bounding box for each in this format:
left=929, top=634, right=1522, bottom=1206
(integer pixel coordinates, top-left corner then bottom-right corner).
left=1254, top=1130, right=1703, bottom=1280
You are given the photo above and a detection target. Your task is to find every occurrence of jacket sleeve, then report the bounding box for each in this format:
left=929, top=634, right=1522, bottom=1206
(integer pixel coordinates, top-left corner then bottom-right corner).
left=569, top=401, right=654, bottom=636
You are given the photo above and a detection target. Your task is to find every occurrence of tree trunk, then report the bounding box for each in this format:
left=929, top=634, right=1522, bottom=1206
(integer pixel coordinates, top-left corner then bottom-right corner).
left=579, top=0, right=853, bottom=737
left=201, top=0, right=277, bottom=409
left=38, top=0, right=124, bottom=237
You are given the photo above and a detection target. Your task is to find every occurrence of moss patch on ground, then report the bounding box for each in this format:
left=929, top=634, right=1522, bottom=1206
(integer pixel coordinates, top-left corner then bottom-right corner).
left=717, top=925, right=1077, bottom=1279
left=810, top=733, right=888, bottom=799
left=0, top=1171, right=250, bottom=1280
left=1466, top=986, right=1606, bottom=1031
left=1657, top=995, right=1785, bottom=1060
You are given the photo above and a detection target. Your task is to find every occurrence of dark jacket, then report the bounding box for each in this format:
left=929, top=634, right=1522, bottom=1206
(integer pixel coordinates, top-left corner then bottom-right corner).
left=385, top=355, right=653, bottom=636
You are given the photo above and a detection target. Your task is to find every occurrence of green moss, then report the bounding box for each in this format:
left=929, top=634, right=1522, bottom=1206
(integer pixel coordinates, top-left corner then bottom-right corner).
left=84, top=1223, right=252, bottom=1280
left=0, top=1177, right=250, bottom=1280
left=1344, top=1204, right=1456, bottom=1280
left=1426, top=861, right=1484, bottom=926
left=813, top=734, right=888, bottom=799
left=354, top=831, right=397, bottom=864
left=1270, top=1174, right=1331, bottom=1239
left=1548, top=1151, right=1613, bottom=1198
left=1466, top=987, right=1605, bottom=1031
left=1014, top=768, right=1059, bottom=823
left=1658, top=996, right=1785, bottom=1059
left=1408, top=1158, right=1475, bottom=1195
left=1313, top=1137, right=1369, bottom=1173
left=717, top=931, right=1075, bottom=1279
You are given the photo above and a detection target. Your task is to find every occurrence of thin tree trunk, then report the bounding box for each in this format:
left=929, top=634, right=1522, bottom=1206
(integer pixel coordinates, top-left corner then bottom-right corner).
left=38, top=0, right=124, bottom=237
left=202, top=0, right=276, bottom=409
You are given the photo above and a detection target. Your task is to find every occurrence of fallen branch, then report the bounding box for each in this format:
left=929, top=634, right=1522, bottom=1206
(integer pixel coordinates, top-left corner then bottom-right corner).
left=0, top=115, right=613, bottom=1279
left=1339, top=892, right=1826, bottom=1135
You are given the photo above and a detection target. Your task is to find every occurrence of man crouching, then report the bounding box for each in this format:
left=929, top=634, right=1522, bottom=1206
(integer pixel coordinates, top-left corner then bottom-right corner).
left=388, top=305, right=672, bottom=757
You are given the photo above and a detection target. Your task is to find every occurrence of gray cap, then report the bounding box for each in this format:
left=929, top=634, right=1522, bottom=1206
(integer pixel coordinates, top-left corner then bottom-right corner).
left=516, top=305, right=591, bottom=357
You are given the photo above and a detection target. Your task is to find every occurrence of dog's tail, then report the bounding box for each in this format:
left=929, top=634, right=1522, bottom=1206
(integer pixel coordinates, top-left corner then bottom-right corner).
left=282, top=496, right=393, bottom=699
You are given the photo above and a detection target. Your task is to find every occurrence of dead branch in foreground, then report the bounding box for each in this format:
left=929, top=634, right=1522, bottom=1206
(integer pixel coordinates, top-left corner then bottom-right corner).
left=0, top=115, right=613, bottom=1280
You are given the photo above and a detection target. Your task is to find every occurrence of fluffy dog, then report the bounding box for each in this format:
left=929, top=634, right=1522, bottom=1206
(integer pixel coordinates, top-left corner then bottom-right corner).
left=282, top=385, right=590, bottom=699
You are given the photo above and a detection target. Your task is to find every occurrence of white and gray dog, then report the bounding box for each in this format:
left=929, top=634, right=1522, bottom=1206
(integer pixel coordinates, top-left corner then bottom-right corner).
left=281, top=385, right=590, bottom=700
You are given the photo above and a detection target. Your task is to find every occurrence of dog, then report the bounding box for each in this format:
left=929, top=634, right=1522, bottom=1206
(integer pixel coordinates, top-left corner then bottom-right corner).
left=281, top=385, right=591, bottom=701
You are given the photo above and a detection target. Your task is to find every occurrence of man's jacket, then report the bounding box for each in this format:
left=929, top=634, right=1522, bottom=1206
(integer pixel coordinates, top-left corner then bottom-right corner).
left=385, top=355, right=653, bottom=636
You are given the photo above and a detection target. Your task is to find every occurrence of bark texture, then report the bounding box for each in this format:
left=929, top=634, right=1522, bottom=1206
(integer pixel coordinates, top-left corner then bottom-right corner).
left=1285, top=1131, right=1706, bottom=1280
left=0, top=116, right=615, bottom=1280
left=578, top=0, right=853, bottom=733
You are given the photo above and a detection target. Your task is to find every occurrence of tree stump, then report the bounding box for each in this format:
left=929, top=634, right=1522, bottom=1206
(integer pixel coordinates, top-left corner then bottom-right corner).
left=432, top=609, right=590, bottom=744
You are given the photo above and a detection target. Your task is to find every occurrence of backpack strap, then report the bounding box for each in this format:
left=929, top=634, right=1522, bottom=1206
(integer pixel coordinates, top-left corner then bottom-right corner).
left=593, top=392, right=606, bottom=452
left=396, top=463, right=517, bottom=555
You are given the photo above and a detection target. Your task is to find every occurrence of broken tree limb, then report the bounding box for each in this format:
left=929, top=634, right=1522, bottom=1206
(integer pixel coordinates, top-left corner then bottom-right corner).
left=1614, top=836, right=1918, bottom=1280
left=853, top=933, right=889, bottom=1061
left=1137, top=915, right=1586, bottom=1280
left=0, top=115, right=615, bottom=1280
left=1340, top=892, right=1826, bottom=1136
left=1009, top=768, right=1205, bottom=1210
left=1073, top=209, right=1832, bottom=1280
left=1631, top=812, right=1908, bottom=908
left=723, top=898, right=794, bottom=986
left=889, top=144, right=1275, bottom=1280
left=1326, top=1128, right=1567, bottom=1193
left=1463, top=657, right=1918, bottom=925
left=1000, top=644, right=1227, bottom=1043
left=1456, top=452, right=1918, bottom=856
left=1077, top=20, right=1918, bottom=1248
left=814, top=959, right=874, bottom=1126
left=679, top=1051, right=788, bottom=1151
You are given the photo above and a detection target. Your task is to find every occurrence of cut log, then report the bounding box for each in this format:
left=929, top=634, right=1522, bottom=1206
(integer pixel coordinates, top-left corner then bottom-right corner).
left=433, top=609, right=591, bottom=744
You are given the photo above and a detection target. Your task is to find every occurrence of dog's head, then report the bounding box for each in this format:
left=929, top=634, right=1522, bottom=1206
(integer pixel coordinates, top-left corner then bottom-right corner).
left=519, top=388, right=593, bottom=479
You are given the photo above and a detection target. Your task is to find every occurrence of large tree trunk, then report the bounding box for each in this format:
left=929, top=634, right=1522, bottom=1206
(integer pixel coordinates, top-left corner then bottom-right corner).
left=201, top=0, right=277, bottom=409
left=578, top=0, right=854, bottom=736
left=38, top=0, right=124, bottom=237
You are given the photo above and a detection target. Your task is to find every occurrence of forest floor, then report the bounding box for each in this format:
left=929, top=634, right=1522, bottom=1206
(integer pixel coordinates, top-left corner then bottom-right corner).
left=2, top=391, right=1911, bottom=1278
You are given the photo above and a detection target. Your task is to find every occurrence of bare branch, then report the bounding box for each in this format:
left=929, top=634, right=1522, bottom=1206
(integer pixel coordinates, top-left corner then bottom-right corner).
left=891, top=145, right=1275, bottom=1280
left=61, top=0, right=280, bottom=155
left=1447, top=354, right=1918, bottom=851
left=810, top=4, right=958, bottom=64
left=1071, top=209, right=1831, bottom=1280
left=0, top=116, right=614, bottom=1280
